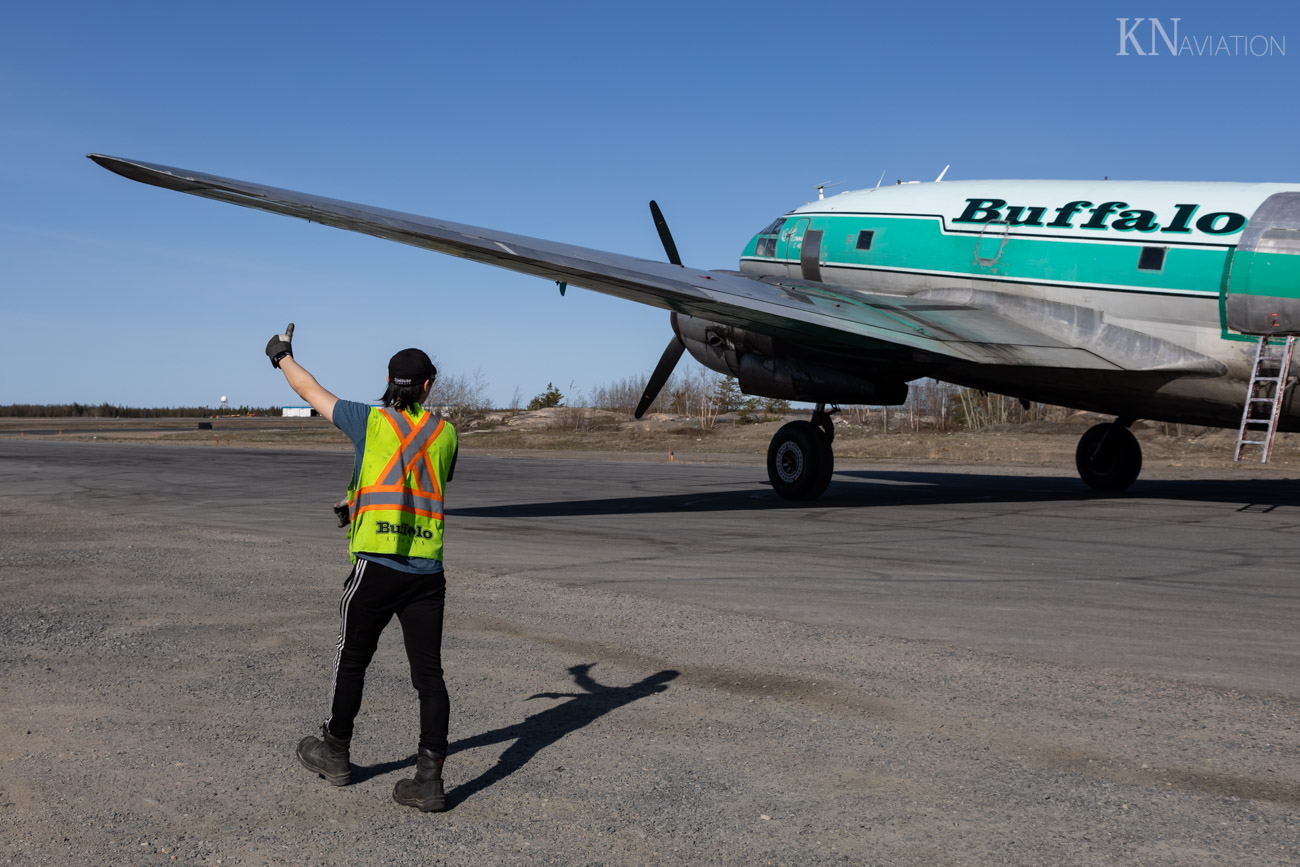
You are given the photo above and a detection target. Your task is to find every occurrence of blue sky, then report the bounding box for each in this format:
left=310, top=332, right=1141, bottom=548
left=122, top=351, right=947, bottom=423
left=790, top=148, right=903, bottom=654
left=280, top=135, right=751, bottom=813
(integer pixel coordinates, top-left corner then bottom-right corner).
left=2, top=1, right=1296, bottom=408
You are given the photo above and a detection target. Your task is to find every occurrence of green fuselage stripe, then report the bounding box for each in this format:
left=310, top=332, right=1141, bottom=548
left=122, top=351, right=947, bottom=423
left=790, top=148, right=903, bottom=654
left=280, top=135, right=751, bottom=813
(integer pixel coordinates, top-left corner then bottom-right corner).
left=744, top=213, right=1230, bottom=297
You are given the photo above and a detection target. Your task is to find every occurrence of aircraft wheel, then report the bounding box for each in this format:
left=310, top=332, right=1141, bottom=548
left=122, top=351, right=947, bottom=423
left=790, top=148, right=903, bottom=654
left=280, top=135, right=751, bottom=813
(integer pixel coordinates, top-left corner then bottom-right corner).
left=767, top=421, right=834, bottom=501
left=1075, top=423, right=1142, bottom=492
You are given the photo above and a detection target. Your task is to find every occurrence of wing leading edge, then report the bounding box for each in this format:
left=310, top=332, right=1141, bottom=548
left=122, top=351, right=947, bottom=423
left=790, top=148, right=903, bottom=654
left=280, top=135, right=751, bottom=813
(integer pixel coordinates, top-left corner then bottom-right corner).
left=87, top=154, right=1222, bottom=374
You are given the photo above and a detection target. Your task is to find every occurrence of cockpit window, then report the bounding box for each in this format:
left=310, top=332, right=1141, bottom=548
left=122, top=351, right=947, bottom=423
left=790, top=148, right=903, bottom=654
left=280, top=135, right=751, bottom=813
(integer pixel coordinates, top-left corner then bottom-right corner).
left=754, top=218, right=786, bottom=257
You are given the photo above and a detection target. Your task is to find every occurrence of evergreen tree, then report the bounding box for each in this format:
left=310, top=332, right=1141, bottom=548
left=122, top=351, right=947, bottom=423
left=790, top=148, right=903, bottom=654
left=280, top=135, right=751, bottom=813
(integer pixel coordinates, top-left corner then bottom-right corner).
left=713, top=376, right=744, bottom=413
left=527, top=382, right=564, bottom=410
left=761, top=397, right=791, bottom=414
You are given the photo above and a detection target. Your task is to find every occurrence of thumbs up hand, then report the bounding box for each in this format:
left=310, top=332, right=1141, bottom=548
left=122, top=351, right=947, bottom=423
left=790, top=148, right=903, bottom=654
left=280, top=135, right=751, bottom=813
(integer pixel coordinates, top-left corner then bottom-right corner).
left=265, top=322, right=295, bottom=369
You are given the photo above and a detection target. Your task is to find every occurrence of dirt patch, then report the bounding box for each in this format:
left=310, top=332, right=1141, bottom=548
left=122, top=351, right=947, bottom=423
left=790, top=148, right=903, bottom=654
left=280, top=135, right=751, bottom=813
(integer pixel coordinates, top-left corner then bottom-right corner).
left=4, top=411, right=1300, bottom=477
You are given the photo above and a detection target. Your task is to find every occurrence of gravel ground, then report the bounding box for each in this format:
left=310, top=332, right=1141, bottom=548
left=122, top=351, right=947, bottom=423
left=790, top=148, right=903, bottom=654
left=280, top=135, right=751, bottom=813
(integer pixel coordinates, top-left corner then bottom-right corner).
left=1, top=494, right=1297, bottom=865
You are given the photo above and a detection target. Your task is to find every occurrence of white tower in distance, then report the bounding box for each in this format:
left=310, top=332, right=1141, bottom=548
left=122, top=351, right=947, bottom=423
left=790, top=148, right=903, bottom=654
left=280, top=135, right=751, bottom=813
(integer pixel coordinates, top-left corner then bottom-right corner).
left=219, top=395, right=229, bottom=413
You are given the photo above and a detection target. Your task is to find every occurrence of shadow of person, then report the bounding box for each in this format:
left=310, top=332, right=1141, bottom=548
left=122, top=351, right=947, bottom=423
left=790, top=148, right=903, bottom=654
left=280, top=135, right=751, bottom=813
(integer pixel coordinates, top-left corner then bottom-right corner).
left=349, top=754, right=418, bottom=785
left=443, top=663, right=679, bottom=808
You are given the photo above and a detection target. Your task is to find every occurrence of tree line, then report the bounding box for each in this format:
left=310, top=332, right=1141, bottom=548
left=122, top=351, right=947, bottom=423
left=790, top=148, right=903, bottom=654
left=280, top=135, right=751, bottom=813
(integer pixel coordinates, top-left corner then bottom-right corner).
left=0, top=403, right=279, bottom=418
left=512, top=369, right=1075, bottom=434
left=5, top=371, right=1088, bottom=433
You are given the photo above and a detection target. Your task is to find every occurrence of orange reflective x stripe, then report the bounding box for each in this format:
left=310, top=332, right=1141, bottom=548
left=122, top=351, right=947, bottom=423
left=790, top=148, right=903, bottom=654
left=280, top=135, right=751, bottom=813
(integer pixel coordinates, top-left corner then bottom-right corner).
left=378, top=414, right=444, bottom=490
left=399, top=419, right=445, bottom=488
left=351, top=411, right=448, bottom=516
left=422, top=451, right=442, bottom=499
left=373, top=409, right=431, bottom=485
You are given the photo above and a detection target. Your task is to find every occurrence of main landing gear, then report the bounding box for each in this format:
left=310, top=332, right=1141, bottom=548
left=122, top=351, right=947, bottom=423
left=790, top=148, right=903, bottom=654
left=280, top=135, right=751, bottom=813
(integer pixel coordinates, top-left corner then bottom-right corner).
left=766, top=408, right=1144, bottom=499
left=1075, top=418, right=1143, bottom=492
left=767, top=403, right=836, bottom=500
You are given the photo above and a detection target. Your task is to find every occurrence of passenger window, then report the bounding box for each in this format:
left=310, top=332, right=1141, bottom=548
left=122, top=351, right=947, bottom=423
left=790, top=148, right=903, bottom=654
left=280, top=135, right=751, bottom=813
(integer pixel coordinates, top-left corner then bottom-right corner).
left=855, top=230, right=874, bottom=251
left=1138, top=246, right=1166, bottom=271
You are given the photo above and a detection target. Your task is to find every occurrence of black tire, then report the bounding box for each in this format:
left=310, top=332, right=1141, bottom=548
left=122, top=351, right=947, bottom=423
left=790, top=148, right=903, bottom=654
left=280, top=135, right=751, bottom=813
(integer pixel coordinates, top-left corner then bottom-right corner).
left=767, top=421, right=834, bottom=501
left=1075, top=423, right=1142, bottom=492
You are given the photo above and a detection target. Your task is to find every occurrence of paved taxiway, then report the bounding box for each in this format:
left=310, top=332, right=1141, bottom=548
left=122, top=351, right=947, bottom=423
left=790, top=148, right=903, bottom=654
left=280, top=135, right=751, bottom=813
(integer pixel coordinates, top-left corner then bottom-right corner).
left=3, top=440, right=1296, bottom=697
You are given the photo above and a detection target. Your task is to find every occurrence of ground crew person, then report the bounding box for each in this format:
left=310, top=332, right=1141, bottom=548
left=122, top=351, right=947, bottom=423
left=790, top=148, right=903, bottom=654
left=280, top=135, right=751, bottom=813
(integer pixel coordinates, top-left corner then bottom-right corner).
left=265, top=324, right=457, bottom=813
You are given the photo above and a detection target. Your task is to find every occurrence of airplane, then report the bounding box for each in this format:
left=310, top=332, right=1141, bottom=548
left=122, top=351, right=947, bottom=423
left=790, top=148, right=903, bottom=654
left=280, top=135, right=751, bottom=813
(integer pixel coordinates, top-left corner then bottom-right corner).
left=88, top=154, right=1300, bottom=500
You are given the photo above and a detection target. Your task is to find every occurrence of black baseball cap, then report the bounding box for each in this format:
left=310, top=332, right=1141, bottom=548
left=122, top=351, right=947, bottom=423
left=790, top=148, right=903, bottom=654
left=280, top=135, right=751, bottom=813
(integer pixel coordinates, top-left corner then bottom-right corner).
left=388, top=348, right=436, bottom=387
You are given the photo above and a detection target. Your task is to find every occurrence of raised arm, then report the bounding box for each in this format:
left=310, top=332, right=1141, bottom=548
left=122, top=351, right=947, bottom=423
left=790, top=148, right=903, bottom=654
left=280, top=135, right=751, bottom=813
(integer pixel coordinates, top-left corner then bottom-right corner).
left=265, top=324, right=339, bottom=423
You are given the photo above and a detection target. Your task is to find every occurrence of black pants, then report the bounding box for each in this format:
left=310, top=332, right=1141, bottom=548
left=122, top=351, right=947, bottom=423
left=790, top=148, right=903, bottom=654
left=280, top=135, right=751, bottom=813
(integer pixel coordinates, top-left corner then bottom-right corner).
left=324, top=558, right=449, bottom=755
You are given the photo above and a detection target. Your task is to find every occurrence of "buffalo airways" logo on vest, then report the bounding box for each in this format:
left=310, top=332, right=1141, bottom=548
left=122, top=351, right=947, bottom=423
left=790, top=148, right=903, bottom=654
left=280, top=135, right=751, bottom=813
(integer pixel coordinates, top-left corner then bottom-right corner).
left=373, top=520, right=435, bottom=540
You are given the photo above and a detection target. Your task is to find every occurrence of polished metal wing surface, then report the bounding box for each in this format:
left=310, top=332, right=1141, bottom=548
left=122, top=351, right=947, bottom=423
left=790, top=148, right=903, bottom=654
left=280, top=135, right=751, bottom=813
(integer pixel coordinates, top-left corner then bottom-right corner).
left=88, top=155, right=1221, bottom=374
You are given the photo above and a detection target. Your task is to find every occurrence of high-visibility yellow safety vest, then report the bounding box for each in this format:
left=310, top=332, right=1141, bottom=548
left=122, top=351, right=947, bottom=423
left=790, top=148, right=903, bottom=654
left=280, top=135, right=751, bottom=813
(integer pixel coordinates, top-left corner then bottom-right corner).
left=347, top=406, right=457, bottom=563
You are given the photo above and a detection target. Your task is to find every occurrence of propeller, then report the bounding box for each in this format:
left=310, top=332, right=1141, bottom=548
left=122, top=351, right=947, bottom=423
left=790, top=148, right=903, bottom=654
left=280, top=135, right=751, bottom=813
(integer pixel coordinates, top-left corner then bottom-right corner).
left=636, top=201, right=688, bottom=419
left=635, top=331, right=685, bottom=419
left=649, top=200, right=682, bottom=266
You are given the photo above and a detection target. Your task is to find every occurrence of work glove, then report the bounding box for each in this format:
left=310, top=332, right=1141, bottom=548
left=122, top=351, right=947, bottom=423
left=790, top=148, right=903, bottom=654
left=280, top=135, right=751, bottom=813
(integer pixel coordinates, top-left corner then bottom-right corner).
left=333, top=497, right=351, bottom=528
left=265, top=323, right=295, bottom=369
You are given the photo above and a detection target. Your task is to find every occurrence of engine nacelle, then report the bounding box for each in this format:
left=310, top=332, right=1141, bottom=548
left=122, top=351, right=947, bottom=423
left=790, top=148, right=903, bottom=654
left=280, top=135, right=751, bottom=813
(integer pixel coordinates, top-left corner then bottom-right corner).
left=674, top=314, right=907, bottom=405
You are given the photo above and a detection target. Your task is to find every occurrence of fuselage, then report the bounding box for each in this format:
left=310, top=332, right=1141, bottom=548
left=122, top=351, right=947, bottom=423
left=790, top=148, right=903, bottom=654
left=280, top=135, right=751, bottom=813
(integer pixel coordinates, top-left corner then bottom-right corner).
left=737, top=179, right=1300, bottom=428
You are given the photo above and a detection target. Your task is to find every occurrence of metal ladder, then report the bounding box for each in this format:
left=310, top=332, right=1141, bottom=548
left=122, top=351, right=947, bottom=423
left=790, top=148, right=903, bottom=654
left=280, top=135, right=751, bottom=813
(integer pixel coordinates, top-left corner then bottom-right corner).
left=1234, top=335, right=1296, bottom=462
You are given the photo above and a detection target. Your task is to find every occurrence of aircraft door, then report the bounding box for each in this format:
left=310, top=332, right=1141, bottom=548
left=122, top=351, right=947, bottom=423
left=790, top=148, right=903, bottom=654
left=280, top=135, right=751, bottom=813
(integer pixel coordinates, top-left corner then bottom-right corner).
left=1227, top=192, right=1300, bottom=334
left=777, top=218, right=810, bottom=277
left=801, top=230, right=824, bottom=281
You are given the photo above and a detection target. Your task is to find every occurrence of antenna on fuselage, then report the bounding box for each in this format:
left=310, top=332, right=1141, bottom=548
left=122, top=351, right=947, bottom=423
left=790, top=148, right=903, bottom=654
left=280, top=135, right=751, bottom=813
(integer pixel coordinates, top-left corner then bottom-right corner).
left=874, top=170, right=886, bottom=189
left=815, top=181, right=845, bottom=200
left=935, top=164, right=950, bottom=183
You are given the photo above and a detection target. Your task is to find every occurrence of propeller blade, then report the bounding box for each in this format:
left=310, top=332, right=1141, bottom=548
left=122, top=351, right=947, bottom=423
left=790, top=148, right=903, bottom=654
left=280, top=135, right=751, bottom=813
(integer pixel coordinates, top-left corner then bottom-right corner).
left=635, top=336, right=686, bottom=419
left=649, top=200, right=682, bottom=266
left=638, top=201, right=685, bottom=417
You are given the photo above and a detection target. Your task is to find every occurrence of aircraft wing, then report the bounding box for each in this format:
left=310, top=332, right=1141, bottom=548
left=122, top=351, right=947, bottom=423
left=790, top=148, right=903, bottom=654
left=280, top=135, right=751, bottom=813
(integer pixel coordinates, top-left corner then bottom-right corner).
left=88, top=155, right=1221, bottom=374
